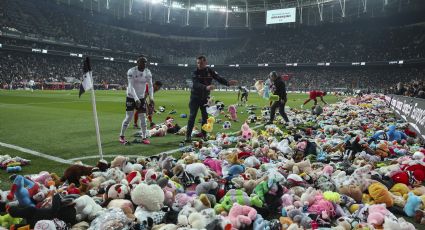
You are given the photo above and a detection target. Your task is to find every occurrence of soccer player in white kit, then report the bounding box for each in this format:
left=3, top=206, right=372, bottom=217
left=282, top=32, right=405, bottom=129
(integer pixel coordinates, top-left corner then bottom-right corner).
left=119, top=56, right=154, bottom=144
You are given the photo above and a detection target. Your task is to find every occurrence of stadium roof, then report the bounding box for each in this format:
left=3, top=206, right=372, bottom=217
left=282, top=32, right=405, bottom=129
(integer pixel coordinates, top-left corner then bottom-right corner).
left=58, top=0, right=425, bottom=28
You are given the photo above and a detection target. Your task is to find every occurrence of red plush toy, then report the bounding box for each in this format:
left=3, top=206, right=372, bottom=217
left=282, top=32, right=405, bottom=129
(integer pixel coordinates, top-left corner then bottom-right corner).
left=391, top=164, right=425, bottom=185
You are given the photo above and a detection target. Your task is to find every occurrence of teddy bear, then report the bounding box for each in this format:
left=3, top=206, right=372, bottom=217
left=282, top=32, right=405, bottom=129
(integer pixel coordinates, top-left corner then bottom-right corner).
left=131, top=183, right=165, bottom=212
left=177, top=208, right=207, bottom=229
left=226, top=203, right=257, bottom=230
left=228, top=105, right=238, bottom=121
left=240, top=122, right=254, bottom=140
left=404, top=192, right=422, bottom=217
left=74, top=195, right=103, bottom=221
left=367, top=204, right=388, bottom=226
left=60, top=164, right=94, bottom=185
left=202, top=117, right=215, bottom=133
left=338, top=184, right=363, bottom=203
left=231, top=175, right=267, bottom=195
left=368, top=182, right=394, bottom=207
left=286, top=209, right=312, bottom=229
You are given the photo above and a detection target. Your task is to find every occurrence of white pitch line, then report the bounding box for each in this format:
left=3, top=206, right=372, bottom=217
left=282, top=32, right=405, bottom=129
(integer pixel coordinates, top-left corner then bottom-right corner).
left=0, top=101, right=83, bottom=106
left=0, top=141, right=73, bottom=164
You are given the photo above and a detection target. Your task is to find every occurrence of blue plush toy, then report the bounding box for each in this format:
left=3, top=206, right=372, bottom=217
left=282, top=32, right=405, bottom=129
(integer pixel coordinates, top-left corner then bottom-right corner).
left=404, top=192, right=422, bottom=217
left=253, top=214, right=271, bottom=230
left=7, top=175, right=38, bottom=207
left=226, top=164, right=245, bottom=180
left=369, top=125, right=407, bottom=143
left=6, top=166, right=22, bottom=173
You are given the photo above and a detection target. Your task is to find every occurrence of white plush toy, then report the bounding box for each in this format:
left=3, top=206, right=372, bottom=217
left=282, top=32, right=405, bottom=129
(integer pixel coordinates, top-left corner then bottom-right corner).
left=185, top=163, right=210, bottom=178
left=74, top=195, right=104, bottom=221
left=131, top=183, right=164, bottom=212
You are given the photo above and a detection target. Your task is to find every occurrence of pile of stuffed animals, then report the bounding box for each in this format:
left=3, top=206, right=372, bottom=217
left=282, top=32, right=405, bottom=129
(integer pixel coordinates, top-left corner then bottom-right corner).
left=0, top=155, right=30, bottom=173
left=1, top=94, right=425, bottom=230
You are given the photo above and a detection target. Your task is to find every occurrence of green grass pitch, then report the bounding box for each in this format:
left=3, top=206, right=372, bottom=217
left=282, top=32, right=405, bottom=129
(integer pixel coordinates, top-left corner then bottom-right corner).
left=0, top=90, right=339, bottom=189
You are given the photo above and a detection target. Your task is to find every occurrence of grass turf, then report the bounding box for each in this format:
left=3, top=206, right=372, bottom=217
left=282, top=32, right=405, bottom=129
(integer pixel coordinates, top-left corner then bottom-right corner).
left=0, top=89, right=338, bottom=189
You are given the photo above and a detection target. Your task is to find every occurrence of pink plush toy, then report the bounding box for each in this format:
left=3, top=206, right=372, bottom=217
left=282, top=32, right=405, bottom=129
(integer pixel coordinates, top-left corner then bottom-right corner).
left=31, top=171, right=52, bottom=187
left=173, top=193, right=195, bottom=211
left=307, top=195, right=335, bottom=220
left=322, top=165, right=334, bottom=177
left=204, top=158, right=223, bottom=176
left=367, top=204, right=388, bottom=226
left=241, top=122, right=253, bottom=140
left=227, top=203, right=257, bottom=230
left=163, top=181, right=176, bottom=207
left=228, top=105, right=237, bottom=121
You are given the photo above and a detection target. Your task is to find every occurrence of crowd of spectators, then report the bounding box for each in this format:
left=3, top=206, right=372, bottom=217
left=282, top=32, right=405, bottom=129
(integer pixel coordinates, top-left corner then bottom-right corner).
left=2, top=50, right=424, bottom=96
left=2, top=0, right=425, bottom=65
left=389, top=80, right=425, bottom=99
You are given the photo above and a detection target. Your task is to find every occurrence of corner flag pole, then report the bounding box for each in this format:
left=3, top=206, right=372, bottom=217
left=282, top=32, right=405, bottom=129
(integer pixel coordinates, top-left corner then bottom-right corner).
left=89, top=71, right=104, bottom=160
left=80, top=57, right=103, bottom=160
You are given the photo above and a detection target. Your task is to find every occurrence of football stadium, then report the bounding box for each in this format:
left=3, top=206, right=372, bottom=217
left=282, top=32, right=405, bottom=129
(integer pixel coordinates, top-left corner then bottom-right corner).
left=0, top=0, right=425, bottom=229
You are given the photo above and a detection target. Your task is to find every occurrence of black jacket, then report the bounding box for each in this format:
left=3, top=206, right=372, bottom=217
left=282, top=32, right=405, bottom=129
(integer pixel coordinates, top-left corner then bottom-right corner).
left=273, top=77, right=287, bottom=100
left=191, top=67, right=229, bottom=99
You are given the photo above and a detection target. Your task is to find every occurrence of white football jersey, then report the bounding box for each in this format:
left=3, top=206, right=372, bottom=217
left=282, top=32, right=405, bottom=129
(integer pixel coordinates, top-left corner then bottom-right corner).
left=126, top=66, right=153, bottom=101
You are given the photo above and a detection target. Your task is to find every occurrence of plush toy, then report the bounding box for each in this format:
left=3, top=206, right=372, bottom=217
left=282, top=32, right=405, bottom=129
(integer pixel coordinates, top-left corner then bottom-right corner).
left=370, top=125, right=408, bottom=143
left=7, top=175, right=39, bottom=207
left=367, top=204, right=388, bottom=226
left=404, top=192, right=422, bottom=217
left=131, top=183, right=165, bottom=212
left=287, top=209, right=312, bottom=229
left=204, top=158, right=223, bottom=177
left=338, top=184, right=363, bottom=203
left=226, top=203, right=257, bottom=230
left=392, top=163, right=425, bottom=186
left=240, top=122, right=254, bottom=140
left=368, top=182, right=394, bottom=207
left=0, top=214, right=22, bottom=228
left=61, top=164, right=94, bottom=184
left=390, top=183, right=409, bottom=197
left=231, top=176, right=265, bottom=195
left=228, top=105, right=238, bottom=121
left=215, top=189, right=263, bottom=213
left=74, top=195, right=103, bottom=221
left=196, top=181, right=219, bottom=196
left=8, top=193, right=77, bottom=228
left=185, top=162, right=210, bottom=179
left=308, top=195, right=335, bottom=220
left=202, top=117, right=215, bottom=133
left=6, top=166, right=22, bottom=173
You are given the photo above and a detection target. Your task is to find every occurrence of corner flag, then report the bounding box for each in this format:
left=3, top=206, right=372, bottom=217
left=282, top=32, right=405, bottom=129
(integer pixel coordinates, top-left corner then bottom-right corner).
left=79, top=57, right=93, bottom=97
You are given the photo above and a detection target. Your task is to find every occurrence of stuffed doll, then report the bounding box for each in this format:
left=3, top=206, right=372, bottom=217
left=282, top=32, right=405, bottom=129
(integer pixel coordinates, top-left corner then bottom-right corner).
left=7, top=175, right=39, bottom=207
left=0, top=214, right=22, bottom=228
left=214, top=189, right=263, bottom=213
left=228, top=105, right=238, bottom=121
left=368, top=182, right=394, bottom=207
left=404, top=192, right=422, bottom=217
left=74, top=195, right=103, bottom=221
left=240, top=122, right=254, bottom=141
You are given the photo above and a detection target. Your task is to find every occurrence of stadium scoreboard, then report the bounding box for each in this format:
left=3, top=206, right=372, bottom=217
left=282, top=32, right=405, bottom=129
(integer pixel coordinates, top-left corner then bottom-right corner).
left=266, top=8, right=296, bottom=24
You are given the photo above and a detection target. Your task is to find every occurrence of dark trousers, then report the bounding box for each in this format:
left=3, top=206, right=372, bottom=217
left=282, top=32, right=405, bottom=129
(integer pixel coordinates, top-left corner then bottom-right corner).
left=270, top=100, right=289, bottom=123
left=186, top=97, right=208, bottom=139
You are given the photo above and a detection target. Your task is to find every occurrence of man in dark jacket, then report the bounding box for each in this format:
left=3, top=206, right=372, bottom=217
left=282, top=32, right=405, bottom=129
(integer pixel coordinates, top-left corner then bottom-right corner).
left=267, top=71, right=289, bottom=125
left=185, top=56, right=238, bottom=142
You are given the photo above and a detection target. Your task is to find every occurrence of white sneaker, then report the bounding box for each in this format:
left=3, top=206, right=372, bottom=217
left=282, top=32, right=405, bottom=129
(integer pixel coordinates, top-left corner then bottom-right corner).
left=300, top=104, right=304, bottom=109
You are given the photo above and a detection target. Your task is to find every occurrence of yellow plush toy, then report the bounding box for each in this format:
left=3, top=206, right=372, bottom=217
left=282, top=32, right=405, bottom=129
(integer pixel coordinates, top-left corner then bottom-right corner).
left=323, top=191, right=341, bottom=203
left=202, top=117, right=215, bottom=133
left=368, top=182, right=394, bottom=207
left=390, top=183, right=409, bottom=197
